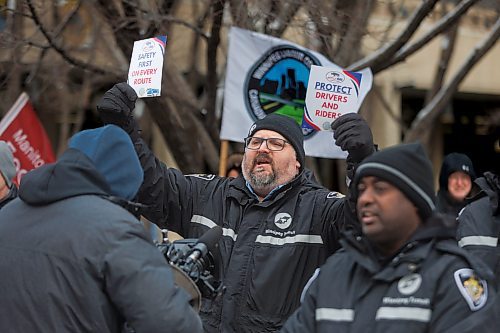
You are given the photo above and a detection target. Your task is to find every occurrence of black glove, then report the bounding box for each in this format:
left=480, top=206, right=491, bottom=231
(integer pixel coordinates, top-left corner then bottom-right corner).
left=331, top=113, right=375, bottom=163
left=97, top=82, right=140, bottom=139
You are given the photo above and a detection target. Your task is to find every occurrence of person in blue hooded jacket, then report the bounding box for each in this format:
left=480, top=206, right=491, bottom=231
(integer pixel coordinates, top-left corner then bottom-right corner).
left=0, top=125, right=202, bottom=333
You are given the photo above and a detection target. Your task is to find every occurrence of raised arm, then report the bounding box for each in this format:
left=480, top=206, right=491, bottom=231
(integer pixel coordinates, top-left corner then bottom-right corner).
left=97, top=83, right=194, bottom=233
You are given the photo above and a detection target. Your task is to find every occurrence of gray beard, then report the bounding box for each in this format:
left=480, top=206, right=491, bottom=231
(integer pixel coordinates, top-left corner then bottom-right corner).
left=249, top=169, right=276, bottom=189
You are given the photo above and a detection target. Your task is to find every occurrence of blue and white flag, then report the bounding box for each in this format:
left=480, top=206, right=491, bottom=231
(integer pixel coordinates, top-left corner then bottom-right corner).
left=221, top=27, right=372, bottom=159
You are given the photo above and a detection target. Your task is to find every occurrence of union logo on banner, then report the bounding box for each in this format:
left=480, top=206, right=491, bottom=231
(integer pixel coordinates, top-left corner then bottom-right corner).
left=221, top=27, right=373, bottom=159
left=0, top=93, right=55, bottom=185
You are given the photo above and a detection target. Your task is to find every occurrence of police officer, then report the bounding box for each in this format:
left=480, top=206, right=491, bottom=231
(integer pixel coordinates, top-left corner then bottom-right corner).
left=457, top=170, right=500, bottom=289
left=96, top=82, right=375, bottom=332
left=282, top=143, right=497, bottom=333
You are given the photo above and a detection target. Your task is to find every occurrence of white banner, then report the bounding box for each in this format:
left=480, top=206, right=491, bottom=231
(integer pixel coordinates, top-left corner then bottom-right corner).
left=221, top=27, right=372, bottom=159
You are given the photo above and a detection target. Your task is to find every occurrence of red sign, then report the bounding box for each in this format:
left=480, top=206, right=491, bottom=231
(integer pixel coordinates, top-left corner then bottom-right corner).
left=0, top=93, right=55, bottom=185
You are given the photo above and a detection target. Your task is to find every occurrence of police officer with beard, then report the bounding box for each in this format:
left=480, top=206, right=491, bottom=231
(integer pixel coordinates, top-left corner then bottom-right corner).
left=97, top=83, right=376, bottom=332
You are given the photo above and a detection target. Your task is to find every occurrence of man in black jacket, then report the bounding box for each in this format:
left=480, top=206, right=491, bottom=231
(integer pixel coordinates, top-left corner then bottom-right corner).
left=457, top=170, right=500, bottom=289
left=282, top=143, right=498, bottom=333
left=0, top=125, right=202, bottom=333
left=97, top=83, right=375, bottom=332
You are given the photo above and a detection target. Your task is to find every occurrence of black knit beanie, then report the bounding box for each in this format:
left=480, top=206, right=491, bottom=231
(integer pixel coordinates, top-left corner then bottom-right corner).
left=353, top=142, right=436, bottom=221
left=247, top=113, right=305, bottom=171
left=438, top=152, right=476, bottom=189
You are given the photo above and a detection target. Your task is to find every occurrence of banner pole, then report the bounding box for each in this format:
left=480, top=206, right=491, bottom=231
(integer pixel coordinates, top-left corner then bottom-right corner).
left=218, top=140, right=229, bottom=176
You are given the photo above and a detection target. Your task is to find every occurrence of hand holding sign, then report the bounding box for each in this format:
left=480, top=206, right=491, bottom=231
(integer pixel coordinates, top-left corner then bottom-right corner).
left=97, top=83, right=137, bottom=125
left=331, top=113, right=375, bottom=163
left=127, top=35, right=167, bottom=98
left=97, top=83, right=141, bottom=141
left=331, top=112, right=376, bottom=180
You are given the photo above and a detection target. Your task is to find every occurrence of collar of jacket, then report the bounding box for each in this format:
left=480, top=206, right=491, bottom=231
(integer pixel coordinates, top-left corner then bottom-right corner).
left=18, top=149, right=111, bottom=205
left=341, top=233, right=434, bottom=282
left=340, top=216, right=456, bottom=281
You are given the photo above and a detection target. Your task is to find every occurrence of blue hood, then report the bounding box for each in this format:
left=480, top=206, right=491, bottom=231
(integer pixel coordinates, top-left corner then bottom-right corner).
left=68, top=125, right=143, bottom=200
left=19, top=149, right=111, bottom=205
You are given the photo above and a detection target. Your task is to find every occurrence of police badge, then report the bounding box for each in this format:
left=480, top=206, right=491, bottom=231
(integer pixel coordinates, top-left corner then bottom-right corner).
left=454, top=268, right=488, bottom=311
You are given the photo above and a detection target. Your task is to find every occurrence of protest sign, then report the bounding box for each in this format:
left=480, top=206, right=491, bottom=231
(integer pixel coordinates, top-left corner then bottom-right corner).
left=221, top=27, right=372, bottom=159
left=128, top=35, right=167, bottom=98
left=303, top=65, right=366, bottom=131
left=0, top=93, right=55, bottom=185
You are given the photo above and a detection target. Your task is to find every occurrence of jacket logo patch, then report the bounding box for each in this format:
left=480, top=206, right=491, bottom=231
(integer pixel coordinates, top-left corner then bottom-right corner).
left=454, top=268, right=488, bottom=311
left=274, top=213, right=292, bottom=229
left=397, top=273, right=422, bottom=295
left=327, top=191, right=345, bottom=199
left=187, top=174, right=216, bottom=181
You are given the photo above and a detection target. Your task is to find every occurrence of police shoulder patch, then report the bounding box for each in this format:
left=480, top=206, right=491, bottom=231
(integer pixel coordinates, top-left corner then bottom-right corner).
left=453, top=268, right=488, bottom=311
left=187, top=174, right=216, bottom=181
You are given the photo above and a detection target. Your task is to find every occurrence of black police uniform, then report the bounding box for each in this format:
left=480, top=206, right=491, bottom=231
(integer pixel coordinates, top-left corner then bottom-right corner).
left=282, top=218, right=497, bottom=333
left=457, top=172, right=500, bottom=289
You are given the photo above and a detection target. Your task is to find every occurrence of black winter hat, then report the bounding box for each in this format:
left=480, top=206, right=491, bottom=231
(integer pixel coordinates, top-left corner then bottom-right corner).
left=438, top=153, right=476, bottom=189
left=247, top=113, right=305, bottom=170
left=353, top=142, right=436, bottom=221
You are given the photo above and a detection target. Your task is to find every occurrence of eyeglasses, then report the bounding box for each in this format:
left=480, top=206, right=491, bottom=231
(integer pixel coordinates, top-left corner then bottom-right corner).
left=244, top=137, right=289, bottom=151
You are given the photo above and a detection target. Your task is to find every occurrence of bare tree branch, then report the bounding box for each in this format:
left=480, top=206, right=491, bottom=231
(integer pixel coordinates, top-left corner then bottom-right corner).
left=424, top=19, right=459, bottom=105
left=348, top=0, right=439, bottom=71
left=372, top=85, right=407, bottom=131
left=5, top=0, right=498, bottom=187
left=305, top=0, right=339, bottom=57
left=405, top=16, right=500, bottom=143
left=25, top=0, right=121, bottom=76
left=334, top=0, right=376, bottom=66
left=150, top=13, right=211, bottom=39
left=26, top=0, right=83, bottom=85
left=266, top=1, right=302, bottom=37
left=205, top=0, right=226, bottom=142
left=377, top=1, right=404, bottom=49
left=374, top=0, right=480, bottom=74
left=228, top=0, right=252, bottom=29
